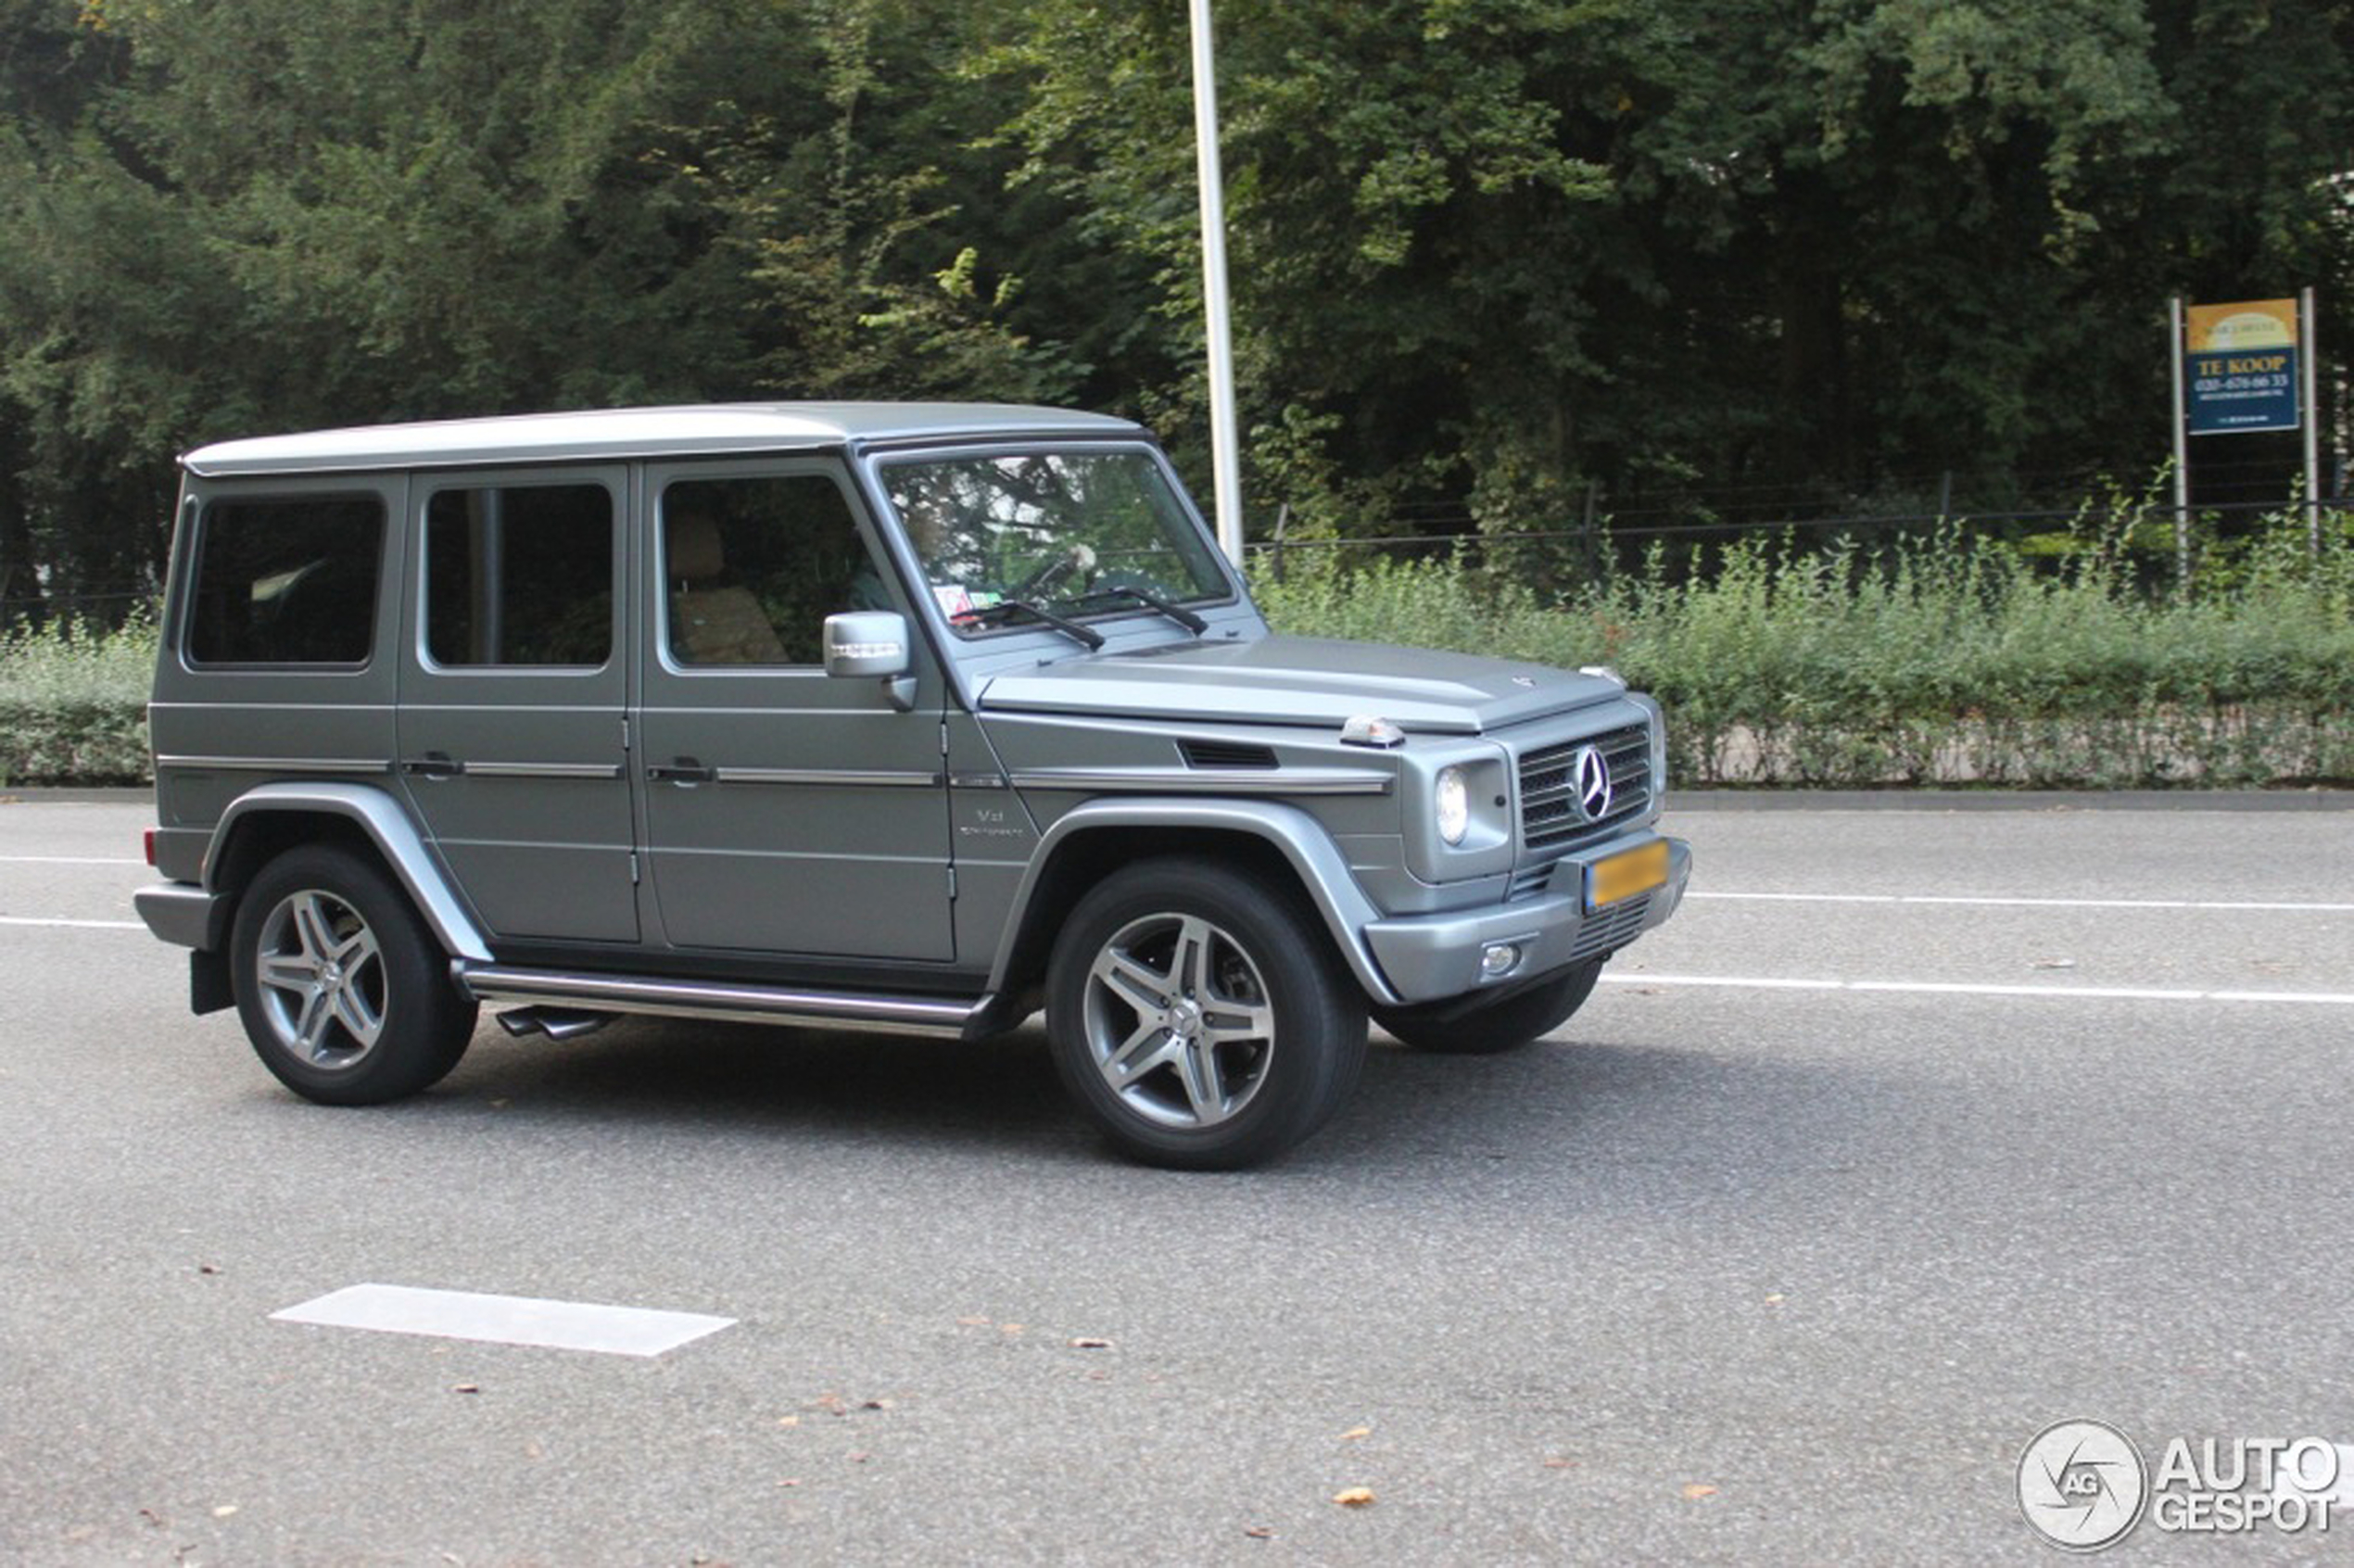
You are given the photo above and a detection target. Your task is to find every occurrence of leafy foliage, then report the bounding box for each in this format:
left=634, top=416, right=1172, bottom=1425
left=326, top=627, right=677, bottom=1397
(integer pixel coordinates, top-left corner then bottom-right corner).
left=1, top=0, right=2348, bottom=630
left=0, top=611, right=154, bottom=783
left=1256, top=508, right=2354, bottom=788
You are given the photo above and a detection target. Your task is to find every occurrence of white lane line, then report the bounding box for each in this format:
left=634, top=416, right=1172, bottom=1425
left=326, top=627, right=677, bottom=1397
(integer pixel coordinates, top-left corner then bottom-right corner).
left=0, top=915, right=145, bottom=930
left=272, top=1284, right=735, bottom=1358
left=1691, top=891, right=2354, bottom=913
left=0, top=855, right=145, bottom=866
left=1601, top=974, right=2354, bottom=1005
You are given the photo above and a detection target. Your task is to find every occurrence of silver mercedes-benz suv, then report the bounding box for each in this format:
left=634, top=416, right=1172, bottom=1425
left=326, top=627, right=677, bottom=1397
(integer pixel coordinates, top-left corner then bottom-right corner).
left=134, top=403, right=1690, bottom=1167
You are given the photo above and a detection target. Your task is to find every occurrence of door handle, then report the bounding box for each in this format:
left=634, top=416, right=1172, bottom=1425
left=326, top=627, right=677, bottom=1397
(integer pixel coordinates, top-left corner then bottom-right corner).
left=400, top=752, right=464, bottom=778
left=648, top=758, right=716, bottom=785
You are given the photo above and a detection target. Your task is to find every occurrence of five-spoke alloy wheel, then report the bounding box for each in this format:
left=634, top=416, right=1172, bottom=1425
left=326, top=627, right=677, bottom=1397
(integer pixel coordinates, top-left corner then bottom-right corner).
left=230, top=846, right=476, bottom=1105
left=1048, top=858, right=1365, bottom=1170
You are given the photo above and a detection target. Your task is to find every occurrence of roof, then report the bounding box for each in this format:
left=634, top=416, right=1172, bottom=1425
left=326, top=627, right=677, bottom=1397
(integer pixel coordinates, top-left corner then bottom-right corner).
left=180, top=402, right=1146, bottom=477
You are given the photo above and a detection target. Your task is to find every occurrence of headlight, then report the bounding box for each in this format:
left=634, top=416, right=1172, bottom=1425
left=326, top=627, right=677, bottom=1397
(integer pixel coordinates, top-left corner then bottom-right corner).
left=1436, top=765, right=1470, bottom=845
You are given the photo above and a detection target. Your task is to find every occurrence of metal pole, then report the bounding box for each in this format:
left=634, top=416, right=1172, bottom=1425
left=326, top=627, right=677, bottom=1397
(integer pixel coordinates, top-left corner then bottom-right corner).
left=2170, top=296, right=2190, bottom=587
left=1188, top=0, right=1245, bottom=564
left=2303, top=285, right=2322, bottom=556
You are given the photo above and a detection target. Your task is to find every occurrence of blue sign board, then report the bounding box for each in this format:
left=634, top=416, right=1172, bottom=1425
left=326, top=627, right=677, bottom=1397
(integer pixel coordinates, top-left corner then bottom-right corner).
left=2184, top=299, right=2301, bottom=436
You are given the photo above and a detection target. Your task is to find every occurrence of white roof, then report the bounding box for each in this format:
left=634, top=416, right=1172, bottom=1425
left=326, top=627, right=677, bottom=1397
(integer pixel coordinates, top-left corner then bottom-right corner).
left=181, top=402, right=1145, bottom=477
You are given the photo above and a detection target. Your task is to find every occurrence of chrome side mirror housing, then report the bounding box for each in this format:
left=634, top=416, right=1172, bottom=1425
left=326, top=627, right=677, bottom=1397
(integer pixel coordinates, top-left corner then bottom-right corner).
left=823, top=612, right=916, bottom=711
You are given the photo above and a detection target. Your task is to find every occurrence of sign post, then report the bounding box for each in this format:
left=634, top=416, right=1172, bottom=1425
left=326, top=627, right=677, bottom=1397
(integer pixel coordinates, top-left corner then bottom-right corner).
left=2171, top=294, right=2322, bottom=574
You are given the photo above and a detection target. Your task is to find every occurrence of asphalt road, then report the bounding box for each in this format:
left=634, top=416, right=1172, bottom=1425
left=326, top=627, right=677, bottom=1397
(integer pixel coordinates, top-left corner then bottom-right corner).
left=3, top=795, right=2350, bottom=1565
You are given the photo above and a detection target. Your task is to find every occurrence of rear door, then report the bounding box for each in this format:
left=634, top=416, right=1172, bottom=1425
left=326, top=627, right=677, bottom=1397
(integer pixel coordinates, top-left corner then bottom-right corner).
left=636, top=461, right=955, bottom=961
left=396, top=467, right=639, bottom=944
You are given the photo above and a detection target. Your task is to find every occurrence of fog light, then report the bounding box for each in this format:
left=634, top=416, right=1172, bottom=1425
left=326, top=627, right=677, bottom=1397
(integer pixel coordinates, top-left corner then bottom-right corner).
left=1481, top=942, right=1521, bottom=977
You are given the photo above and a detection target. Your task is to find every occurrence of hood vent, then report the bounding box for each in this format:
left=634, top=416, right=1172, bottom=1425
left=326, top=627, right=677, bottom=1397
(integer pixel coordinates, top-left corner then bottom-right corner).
left=1181, top=739, right=1280, bottom=770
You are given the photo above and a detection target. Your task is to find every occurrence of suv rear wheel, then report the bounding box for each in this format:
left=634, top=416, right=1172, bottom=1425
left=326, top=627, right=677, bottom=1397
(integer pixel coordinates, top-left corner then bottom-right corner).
left=1046, top=858, right=1366, bottom=1170
left=230, top=845, right=477, bottom=1105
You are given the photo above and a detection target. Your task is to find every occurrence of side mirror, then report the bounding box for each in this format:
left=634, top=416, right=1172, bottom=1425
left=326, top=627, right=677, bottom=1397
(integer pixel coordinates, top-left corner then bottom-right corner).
left=823, top=612, right=917, bottom=712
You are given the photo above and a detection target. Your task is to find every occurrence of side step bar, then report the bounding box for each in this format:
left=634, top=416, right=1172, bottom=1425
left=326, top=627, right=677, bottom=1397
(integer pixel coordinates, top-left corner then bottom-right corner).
left=454, top=963, right=1001, bottom=1041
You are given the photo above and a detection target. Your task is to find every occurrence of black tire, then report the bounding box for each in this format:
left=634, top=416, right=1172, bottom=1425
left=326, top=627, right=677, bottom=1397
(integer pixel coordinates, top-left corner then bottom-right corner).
left=1372, top=958, right=1602, bottom=1055
left=1045, top=858, right=1367, bottom=1170
left=229, top=845, right=477, bottom=1106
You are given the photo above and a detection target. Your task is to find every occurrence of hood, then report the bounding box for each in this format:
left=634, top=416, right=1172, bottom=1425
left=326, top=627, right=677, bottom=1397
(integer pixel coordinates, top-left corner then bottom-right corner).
left=974, top=635, right=1625, bottom=735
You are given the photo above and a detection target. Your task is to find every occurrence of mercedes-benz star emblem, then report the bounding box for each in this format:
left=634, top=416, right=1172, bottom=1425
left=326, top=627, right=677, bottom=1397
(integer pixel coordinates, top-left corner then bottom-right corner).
left=1573, top=746, right=1614, bottom=821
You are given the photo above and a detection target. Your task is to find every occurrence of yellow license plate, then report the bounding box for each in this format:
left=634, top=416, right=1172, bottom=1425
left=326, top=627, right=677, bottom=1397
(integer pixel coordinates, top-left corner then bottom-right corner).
left=1587, top=840, right=1670, bottom=911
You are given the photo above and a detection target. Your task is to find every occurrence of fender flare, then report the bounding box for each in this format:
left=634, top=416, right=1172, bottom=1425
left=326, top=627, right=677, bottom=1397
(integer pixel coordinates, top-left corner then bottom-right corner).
left=208, top=782, right=492, bottom=962
left=983, top=797, right=1401, bottom=1005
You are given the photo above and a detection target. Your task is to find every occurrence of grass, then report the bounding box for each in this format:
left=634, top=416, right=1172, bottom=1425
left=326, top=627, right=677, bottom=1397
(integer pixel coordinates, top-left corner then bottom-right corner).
left=5, top=506, right=2348, bottom=790
left=1254, top=513, right=2354, bottom=789
left=0, top=613, right=158, bottom=787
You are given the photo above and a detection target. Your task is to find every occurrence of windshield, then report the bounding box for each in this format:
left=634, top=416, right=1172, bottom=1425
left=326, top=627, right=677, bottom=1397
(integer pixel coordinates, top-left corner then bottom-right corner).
left=880, top=450, right=1231, bottom=633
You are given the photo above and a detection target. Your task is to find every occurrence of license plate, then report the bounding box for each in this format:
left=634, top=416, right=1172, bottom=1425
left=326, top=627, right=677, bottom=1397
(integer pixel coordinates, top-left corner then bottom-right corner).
left=1587, top=840, right=1670, bottom=911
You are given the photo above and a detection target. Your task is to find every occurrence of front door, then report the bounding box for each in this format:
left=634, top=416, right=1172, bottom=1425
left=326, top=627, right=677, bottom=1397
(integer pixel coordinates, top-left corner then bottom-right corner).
left=637, top=462, right=955, bottom=961
left=397, top=467, right=639, bottom=944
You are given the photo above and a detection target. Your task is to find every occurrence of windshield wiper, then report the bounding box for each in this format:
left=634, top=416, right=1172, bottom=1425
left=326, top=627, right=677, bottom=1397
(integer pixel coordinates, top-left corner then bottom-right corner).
left=1069, top=585, right=1209, bottom=635
left=959, top=598, right=1107, bottom=651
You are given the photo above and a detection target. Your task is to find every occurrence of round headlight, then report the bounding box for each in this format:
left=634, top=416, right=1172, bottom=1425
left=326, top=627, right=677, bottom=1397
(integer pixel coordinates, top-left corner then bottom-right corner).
left=1436, top=765, right=1470, bottom=845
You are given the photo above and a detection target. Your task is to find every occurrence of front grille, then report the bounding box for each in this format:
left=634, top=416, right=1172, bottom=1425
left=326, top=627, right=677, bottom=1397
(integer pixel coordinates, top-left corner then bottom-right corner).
left=1519, top=721, right=1653, bottom=856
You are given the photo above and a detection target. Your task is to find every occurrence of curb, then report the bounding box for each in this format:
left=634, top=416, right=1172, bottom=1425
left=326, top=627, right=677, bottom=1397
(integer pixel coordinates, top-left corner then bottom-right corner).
left=1669, top=789, right=2354, bottom=812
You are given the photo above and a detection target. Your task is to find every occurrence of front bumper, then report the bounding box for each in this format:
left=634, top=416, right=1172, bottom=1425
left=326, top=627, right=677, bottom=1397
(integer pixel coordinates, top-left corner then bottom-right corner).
left=1361, top=835, right=1690, bottom=1004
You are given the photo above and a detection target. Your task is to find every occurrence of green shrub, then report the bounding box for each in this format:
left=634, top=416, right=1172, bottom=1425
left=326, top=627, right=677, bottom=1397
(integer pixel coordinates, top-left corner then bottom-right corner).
left=0, top=615, right=158, bottom=787
left=1252, top=516, right=2354, bottom=790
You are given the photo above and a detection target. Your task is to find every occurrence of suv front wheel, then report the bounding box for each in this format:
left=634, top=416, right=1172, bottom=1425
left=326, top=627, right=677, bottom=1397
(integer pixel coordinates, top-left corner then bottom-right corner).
left=1045, top=858, right=1366, bottom=1170
left=229, top=844, right=478, bottom=1105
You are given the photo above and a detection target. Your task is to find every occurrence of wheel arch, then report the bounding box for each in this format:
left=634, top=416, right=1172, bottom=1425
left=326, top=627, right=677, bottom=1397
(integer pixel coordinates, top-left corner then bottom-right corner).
left=206, top=783, right=491, bottom=963
left=984, top=799, right=1398, bottom=1007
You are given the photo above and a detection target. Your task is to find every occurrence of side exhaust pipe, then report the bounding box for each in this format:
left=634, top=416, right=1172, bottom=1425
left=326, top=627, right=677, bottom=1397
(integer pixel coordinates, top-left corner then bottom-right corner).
left=494, top=1006, right=615, bottom=1043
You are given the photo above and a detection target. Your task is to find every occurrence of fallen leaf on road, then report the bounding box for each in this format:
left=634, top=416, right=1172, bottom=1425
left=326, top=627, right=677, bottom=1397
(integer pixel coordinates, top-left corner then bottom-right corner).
left=1243, top=1525, right=1274, bottom=1538
left=1543, top=1457, right=1578, bottom=1469
left=1337, top=1426, right=1372, bottom=1441
left=1334, top=1487, right=1376, bottom=1508
left=777, top=1415, right=801, bottom=1428
left=211, top=1506, right=238, bottom=1519
left=1682, top=1484, right=1718, bottom=1500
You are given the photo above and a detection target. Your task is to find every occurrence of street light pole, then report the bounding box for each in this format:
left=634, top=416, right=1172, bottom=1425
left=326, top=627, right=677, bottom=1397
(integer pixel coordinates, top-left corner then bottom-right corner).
left=1188, top=0, right=1245, bottom=564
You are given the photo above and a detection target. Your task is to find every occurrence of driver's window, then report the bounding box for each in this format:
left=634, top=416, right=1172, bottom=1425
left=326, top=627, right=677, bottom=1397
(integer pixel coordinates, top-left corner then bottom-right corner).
left=661, top=474, right=876, bottom=667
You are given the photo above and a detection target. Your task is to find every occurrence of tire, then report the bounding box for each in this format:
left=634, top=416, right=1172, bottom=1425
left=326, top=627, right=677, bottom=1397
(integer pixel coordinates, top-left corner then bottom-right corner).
left=229, top=845, right=478, bottom=1106
left=1045, top=858, right=1367, bottom=1170
left=1372, top=958, right=1602, bottom=1055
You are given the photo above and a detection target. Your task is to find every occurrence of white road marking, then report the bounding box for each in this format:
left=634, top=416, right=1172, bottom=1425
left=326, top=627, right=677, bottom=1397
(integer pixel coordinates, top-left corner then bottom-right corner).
left=272, top=1284, right=734, bottom=1358
left=0, top=855, right=145, bottom=866
left=1601, top=973, right=2354, bottom=1005
left=1691, top=891, right=2354, bottom=913
left=0, top=915, right=145, bottom=930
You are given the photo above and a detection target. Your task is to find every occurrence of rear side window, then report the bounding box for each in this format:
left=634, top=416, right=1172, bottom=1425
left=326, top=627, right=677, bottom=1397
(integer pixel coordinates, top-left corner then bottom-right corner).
left=186, top=495, right=386, bottom=666
left=424, top=484, right=614, bottom=667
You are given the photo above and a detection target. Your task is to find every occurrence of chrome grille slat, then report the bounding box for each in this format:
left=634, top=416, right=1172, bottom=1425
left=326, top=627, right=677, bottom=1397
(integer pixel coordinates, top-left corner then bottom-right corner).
left=1515, top=720, right=1654, bottom=857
